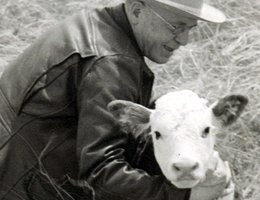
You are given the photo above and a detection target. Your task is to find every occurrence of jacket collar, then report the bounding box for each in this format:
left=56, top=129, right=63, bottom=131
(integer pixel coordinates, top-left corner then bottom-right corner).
left=106, top=4, right=143, bottom=57
left=107, top=4, right=155, bottom=107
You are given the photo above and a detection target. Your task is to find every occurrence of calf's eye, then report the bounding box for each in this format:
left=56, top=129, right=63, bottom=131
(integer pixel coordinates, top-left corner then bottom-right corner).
left=154, top=131, right=162, bottom=140
left=202, top=127, right=210, bottom=138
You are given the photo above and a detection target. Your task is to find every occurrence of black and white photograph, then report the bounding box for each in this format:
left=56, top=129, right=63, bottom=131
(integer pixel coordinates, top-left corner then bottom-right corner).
left=0, top=0, right=259, bottom=199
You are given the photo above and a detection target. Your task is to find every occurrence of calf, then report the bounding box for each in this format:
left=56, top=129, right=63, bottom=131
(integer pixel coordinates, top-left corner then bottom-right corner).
left=108, top=90, right=248, bottom=199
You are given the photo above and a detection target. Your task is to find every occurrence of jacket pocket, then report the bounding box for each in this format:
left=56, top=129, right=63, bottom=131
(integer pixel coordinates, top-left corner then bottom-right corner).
left=24, top=169, right=94, bottom=200
left=24, top=169, right=74, bottom=200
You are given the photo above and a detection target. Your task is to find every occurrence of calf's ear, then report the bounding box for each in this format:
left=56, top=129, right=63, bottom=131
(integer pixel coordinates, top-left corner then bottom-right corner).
left=212, top=95, right=248, bottom=126
left=107, top=100, right=152, bottom=137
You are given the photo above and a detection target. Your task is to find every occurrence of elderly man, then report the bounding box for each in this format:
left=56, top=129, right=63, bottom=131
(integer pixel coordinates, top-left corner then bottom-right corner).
left=0, top=0, right=229, bottom=199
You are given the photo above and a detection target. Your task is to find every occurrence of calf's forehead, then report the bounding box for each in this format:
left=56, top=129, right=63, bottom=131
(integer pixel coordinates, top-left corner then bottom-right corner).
left=150, top=91, right=213, bottom=134
left=150, top=109, right=212, bottom=133
left=154, top=91, right=208, bottom=112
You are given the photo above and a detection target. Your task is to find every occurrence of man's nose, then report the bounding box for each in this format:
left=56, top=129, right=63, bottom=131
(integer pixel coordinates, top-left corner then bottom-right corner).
left=174, top=28, right=190, bottom=46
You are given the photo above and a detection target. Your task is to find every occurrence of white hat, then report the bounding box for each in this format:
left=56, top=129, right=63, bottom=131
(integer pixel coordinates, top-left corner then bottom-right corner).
left=150, top=0, right=226, bottom=23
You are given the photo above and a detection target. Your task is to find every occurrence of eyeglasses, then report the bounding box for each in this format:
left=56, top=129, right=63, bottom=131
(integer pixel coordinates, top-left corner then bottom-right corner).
left=147, top=4, right=196, bottom=35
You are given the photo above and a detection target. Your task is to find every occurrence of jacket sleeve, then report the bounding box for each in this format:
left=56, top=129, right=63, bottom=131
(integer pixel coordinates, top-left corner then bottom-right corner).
left=76, top=56, right=190, bottom=200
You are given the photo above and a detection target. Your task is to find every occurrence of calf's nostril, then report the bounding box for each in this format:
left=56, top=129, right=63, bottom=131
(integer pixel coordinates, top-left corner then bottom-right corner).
left=172, top=162, right=199, bottom=173
left=173, top=165, right=181, bottom=171
left=192, top=162, right=199, bottom=170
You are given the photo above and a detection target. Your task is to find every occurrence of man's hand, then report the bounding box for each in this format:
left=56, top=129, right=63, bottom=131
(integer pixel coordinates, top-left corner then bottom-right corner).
left=189, top=151, right=235, bottom=200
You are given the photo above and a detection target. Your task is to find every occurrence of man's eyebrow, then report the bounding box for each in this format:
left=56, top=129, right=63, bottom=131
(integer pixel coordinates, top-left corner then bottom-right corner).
left=189, top=24, right=198, bottom=28
left=175, top=21, right=198, bottom=28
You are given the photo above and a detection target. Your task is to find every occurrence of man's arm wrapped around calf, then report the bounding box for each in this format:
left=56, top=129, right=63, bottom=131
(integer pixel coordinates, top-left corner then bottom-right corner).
left=190, top=151, right=235, bottom=200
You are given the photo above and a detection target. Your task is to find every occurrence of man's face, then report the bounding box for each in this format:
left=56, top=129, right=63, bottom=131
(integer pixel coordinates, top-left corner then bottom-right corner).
left=135, top=3, right=198, bottom=64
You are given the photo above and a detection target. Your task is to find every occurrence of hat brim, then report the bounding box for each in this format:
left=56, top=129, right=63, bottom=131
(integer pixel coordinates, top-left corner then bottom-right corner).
left=153, top=0, right=226, bottom=23
left=198, top=3, right=226, bottom=23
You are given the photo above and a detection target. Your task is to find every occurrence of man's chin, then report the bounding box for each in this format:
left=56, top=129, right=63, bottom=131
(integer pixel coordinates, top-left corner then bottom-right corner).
left=152, top=56, right=172, bottom=64
left=146, top=53, right=173, bottom=64
left=171, top=179, right=200, bottom=189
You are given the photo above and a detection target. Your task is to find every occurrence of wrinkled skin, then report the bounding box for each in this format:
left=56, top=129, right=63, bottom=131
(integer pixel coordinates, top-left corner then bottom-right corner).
left=125, top=1, right=197, bottom=64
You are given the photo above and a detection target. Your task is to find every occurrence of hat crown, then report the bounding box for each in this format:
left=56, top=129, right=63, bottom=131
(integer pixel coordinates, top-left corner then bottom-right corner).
left=170, top=0, right=203, bottom=10
left=154, top=0, right=204, bottom=16
left=152, top=0, right=226, bottom=23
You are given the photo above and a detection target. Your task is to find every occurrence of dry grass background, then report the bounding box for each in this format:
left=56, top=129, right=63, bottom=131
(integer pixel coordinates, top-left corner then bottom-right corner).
left=0, top=0, right=259, bottom=199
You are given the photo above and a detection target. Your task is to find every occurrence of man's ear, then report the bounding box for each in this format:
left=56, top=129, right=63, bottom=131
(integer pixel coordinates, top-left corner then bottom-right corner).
left=107, top=100, right=152, bottom=137
left=126, top=1, right=145, bottom=24
left=211, top=95, right=248, bottom=126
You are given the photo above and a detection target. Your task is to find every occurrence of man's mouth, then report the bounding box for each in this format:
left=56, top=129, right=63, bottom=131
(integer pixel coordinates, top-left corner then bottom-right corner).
left=163, top=45, right=174, bottom=52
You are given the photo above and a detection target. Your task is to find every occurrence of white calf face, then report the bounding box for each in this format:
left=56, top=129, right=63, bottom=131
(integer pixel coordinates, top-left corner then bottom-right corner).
left=108, top=90, right=248, bottom=189
left=150, top=96, right=216, bottom=188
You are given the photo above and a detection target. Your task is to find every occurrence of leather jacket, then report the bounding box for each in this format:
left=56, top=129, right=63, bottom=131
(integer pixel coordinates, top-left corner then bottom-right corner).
left=0, top=4, right=190, bottom=200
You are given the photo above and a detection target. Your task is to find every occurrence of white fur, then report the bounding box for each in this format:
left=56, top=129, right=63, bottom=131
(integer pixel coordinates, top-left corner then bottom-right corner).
left=150, top=90, right=217, bottom=188
left=109, top=89, right=246, bottom=198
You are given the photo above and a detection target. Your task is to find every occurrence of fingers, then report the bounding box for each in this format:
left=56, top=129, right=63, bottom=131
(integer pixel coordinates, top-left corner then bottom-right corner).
left=222, top=181, right=235, bottom=196
left=208, top=151, right=220, bottom=171
left=220, top=181, right=235, bottom=200
left=223, top=161, right=232, bottom=183
left=211, top=159, right=235, bottom=200
left=192, top=150, right=235, bottom=200
left=213, top=158, right=228, bottom=179
left=212, top=154, right=232, bottom=183
left=201, top=152, right=232, bottom=186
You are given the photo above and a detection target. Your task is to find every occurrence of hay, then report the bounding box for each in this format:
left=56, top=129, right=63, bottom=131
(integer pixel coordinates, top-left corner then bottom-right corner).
left=149, top=1, right=260, bottom=199
left=0, top=0, right=259, bottom=199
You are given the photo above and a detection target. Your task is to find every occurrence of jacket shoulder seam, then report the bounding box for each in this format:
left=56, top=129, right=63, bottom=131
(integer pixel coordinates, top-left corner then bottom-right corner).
left=93, top=54, right=142, bottom=66
left=0, top=87, right=16, bottom=115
